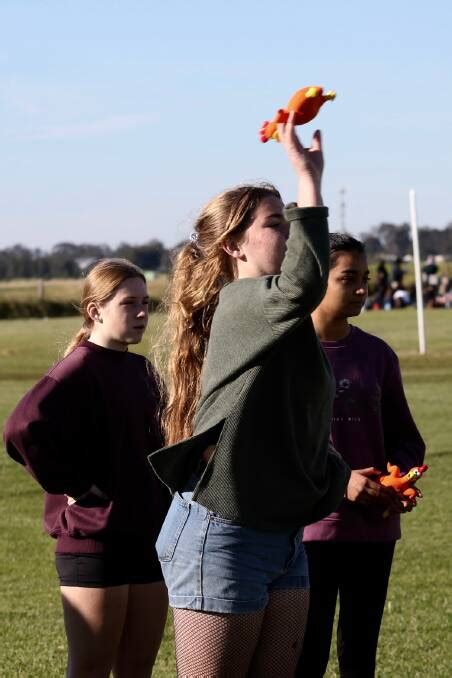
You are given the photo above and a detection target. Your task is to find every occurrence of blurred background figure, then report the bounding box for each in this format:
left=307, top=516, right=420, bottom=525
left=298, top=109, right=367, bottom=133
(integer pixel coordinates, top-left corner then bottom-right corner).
left=373, top=261, right=389, bottom=309
left=391, top=257, right=405, bottom=288
left=437, top=274, right=452, bottom=308
left=422, top=255, right=440, bottom=308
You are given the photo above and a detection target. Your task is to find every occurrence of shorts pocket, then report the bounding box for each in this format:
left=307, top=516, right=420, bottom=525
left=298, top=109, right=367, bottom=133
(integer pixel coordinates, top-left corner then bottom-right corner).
left=208, top=512, right=238, bottom=526
left=156, top=497, right=190, bottom=562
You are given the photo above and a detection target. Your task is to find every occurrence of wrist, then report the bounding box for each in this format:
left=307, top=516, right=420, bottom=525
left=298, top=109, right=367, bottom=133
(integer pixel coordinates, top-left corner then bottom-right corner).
left=297, top=186, right=323, bottom=208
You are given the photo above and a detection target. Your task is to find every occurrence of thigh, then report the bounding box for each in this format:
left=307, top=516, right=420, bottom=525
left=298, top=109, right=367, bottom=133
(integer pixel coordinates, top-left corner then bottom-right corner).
left=173, top=607, right=265, bottom=677
left=250, top=587, right=310, bottom=678
left=337, top=542, right=395, bottom=677
left=295, top=542, right=341, bottom=678
left=114, top=581, right=168, bottom=678
left=61, top=585, right=129, bottom=678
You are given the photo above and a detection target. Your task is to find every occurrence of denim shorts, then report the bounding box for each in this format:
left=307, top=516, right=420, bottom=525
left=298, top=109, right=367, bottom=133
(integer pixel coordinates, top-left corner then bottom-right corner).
left=155, top=490, right=309, bottom=614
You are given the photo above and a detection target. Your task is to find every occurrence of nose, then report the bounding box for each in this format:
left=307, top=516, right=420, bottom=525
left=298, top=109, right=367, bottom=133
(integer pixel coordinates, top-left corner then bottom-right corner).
left=137, top=308, right=147, bottom=318
left=355, top=286, right=367, bottom=296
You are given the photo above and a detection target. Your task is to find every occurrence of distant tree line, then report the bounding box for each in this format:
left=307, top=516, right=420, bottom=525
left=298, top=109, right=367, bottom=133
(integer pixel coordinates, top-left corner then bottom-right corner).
left=1, top=222, right=452, bottom=279
left=0, top=240, right=172, bottom=279
left=359, top=222, right=452, bottom=259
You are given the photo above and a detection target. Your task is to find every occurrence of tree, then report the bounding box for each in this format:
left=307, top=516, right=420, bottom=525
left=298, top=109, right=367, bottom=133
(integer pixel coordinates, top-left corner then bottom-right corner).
left=114, top=239, right=168, bottom=271
left=360, top=233, right=383, bottom=258
left=376, top=223, right=411, bottom=258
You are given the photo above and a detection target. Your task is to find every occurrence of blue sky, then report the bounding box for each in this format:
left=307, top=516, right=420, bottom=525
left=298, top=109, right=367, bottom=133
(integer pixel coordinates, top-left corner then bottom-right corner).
left=1, top=0, right=451, bottom=249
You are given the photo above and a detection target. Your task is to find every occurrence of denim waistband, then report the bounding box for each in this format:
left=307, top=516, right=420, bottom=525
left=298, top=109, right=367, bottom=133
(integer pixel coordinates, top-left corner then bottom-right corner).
left=174, top=489, right=304, bottom=541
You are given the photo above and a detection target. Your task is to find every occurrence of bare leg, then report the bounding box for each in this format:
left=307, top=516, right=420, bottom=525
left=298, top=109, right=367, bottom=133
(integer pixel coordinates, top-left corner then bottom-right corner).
left=113, top=581, right=168, bottom=678
left=61, top=585, right=129, bottom=678
left=173, top=607, right=265, bottom=677
left=249, top=588, right=310, bottom=677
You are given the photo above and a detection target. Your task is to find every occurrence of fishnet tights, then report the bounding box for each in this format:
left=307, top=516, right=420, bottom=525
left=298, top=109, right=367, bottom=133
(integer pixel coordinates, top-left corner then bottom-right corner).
left=173, top=588, right=310, bottom=677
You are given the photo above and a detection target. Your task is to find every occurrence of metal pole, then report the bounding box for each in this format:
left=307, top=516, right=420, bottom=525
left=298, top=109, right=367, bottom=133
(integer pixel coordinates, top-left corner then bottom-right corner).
left=409, top=189, right=426, bottom=354
left=340, top=188, right=346, bottom=233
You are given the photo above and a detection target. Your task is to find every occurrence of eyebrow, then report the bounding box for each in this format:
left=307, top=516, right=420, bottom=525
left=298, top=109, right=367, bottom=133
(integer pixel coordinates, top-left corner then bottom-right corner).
left=264, top=213, right=284, bottom=220
left=121, top=295, right=150, bottom=300
left=339, top=268, right=370, bottom=274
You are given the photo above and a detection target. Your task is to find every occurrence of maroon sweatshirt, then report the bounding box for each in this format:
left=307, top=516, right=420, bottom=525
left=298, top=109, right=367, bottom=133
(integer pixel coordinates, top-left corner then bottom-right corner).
left=304, top=326, right=425, bottom=542
left=4, top=340, right=169, bottom=554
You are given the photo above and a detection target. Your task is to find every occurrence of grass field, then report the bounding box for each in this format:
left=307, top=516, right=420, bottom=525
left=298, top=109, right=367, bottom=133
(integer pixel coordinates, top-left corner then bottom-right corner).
left=0, top=276, right=169, bottom=304
left=1, top=309, right=451, bottom=676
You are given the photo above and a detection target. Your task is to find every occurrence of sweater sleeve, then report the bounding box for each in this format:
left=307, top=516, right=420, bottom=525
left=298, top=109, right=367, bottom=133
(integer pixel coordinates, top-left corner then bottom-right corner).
left=3, top=376, right=92, bottom=497
left=381, top=350, right=426, bottom=472
left=262, top=205, right=330, bottom=334
left=306, top=447, right=351, bottom=525
left=145, top=358, right=165, bottom=450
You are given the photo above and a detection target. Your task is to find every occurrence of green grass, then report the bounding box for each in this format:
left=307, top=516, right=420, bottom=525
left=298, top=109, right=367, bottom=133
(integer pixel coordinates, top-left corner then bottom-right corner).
left=0, top=275, right=169, bottom=304
left=1, top=309, right=451, bottom=676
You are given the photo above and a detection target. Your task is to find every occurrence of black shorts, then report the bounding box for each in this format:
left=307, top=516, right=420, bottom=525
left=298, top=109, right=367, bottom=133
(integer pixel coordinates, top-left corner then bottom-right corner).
left=55, top=546, right=164, bottom=587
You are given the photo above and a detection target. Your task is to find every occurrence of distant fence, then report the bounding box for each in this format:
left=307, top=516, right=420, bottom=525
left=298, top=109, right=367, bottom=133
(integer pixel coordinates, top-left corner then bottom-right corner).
left=0, top=300, right=78, bottom=319
left=0, top=298, right=161, bottom=319
left=0, top=277, right=167, bottom=319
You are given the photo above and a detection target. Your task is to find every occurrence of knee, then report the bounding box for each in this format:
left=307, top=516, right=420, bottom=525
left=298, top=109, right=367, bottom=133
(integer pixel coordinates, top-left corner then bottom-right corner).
left=67, top=654, right=112, bottom=678
left=114, top=655, right=155, bottom=678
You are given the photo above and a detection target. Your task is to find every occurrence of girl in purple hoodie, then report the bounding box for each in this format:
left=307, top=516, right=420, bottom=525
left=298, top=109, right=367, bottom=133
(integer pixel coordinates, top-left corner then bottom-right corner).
left=296, top=234, right=425, bottom=678
left=4, top=258, right=169, bottom=678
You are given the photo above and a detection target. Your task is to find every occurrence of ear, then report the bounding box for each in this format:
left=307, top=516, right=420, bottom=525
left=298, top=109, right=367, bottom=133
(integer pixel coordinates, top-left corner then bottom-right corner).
left=86, top=301, right=102, bottom=322
left=222, top=237, right=247, bottom=261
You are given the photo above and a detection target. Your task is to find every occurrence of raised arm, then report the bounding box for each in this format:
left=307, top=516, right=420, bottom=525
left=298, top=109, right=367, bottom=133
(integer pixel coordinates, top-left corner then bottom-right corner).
left=202, top=122, right=330, bottom=387
left=262, top=118, right=329, bottom=333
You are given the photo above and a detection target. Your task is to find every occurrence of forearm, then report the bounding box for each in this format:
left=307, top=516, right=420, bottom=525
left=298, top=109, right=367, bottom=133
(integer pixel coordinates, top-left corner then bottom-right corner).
left=24, top=453, right=92, bottom=497
left=382, top=359, right=426, bottom=470
left=297, top=180, right=323, bottom=208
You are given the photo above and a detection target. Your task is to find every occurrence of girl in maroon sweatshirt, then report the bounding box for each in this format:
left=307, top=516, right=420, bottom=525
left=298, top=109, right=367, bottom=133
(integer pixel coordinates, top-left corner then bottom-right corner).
left=4, top=258, right=169, bottom=678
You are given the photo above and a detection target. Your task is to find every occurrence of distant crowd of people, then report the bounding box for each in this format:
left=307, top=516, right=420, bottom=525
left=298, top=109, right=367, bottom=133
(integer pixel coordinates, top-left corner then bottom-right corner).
left=368, top=256, right=452, bottom=310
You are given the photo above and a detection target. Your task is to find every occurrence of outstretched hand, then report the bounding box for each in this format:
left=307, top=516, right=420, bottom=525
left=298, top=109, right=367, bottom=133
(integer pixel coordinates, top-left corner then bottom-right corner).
left=277, top=111, right=323, bottom=208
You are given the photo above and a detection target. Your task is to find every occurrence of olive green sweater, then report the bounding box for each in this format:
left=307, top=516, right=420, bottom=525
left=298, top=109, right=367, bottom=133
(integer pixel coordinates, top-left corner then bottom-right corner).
left=150, top=205, right=351, bottom=531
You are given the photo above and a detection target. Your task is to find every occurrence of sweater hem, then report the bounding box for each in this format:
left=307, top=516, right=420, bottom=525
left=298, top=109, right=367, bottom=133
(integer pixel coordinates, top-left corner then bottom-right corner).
left=55, top=536, right=109, bottom=554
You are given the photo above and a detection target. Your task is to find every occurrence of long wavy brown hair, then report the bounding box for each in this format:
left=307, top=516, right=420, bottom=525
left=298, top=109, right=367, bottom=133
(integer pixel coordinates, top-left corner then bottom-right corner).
left=160, top=183, right=281, bottom=445
left=64, top=258, right=146, bottom=356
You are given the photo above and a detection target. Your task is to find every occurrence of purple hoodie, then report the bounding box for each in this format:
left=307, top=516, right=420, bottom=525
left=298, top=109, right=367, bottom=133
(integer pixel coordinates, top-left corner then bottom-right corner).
left=304, top=326, right=425, bottom=542
left=4, top=340, right=169, bottom=554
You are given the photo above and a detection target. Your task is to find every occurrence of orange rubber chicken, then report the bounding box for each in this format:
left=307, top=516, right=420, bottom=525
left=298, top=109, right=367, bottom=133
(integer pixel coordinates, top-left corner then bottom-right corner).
left=259, top=86, right=336, bottom=143
left=378, top=463, right=428, bottom=514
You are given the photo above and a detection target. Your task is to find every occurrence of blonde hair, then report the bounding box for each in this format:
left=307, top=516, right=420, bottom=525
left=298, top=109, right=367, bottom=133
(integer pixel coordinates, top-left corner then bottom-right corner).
left=160, top=183, right=280, bottom=445
left=64, top=258, right=146, bottom=357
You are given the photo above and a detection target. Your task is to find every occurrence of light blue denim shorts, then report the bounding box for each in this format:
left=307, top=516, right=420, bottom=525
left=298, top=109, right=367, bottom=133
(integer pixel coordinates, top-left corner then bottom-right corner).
left=155, top=490, right=309, bottom=614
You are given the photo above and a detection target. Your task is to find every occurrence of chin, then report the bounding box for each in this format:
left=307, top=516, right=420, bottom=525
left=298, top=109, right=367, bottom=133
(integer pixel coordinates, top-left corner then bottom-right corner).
left=348, top=304, right=364, bottom=317
left=129, top=330, right=146, bottom=344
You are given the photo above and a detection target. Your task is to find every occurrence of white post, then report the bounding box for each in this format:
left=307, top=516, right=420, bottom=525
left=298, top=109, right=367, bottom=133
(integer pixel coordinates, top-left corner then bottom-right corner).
left=409, top=189, right=426, bottom=354
left=37, top=278, right=44, bottom=300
